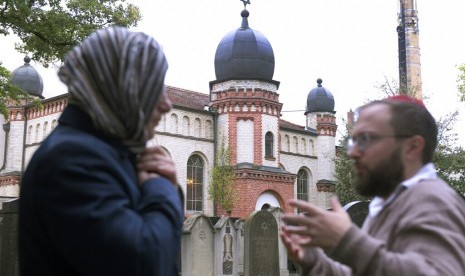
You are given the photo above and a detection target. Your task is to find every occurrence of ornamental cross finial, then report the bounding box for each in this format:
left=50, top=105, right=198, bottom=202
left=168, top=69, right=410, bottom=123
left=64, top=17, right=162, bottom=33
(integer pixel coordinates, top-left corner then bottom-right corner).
left=240, top=0, right=250, bottom=9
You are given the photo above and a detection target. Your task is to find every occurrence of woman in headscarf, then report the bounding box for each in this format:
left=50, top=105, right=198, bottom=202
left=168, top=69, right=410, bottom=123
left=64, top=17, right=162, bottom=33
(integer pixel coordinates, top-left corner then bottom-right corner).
left=19, top=27, right=183, bottom=276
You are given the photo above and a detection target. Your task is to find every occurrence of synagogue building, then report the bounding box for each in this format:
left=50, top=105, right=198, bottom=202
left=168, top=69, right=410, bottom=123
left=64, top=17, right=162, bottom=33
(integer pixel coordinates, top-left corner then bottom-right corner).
left=0, top=7, right=338, bottom=219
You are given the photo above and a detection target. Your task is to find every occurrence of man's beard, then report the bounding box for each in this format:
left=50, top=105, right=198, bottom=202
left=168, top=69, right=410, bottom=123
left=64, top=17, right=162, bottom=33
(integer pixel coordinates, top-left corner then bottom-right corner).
left=354, top=147, right=404, bottom=198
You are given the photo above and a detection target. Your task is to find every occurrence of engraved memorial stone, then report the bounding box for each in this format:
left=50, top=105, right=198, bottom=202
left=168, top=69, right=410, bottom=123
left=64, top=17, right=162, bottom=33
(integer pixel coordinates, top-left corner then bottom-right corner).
left=0, top=199, right=19, bottom=276
left=234, top=219, right=245, bottom=275
left=214, top=216, right=237, bottom=276
left=244, top=210, right=279, bottom=276
left=182, top=214, right=214, bottom=276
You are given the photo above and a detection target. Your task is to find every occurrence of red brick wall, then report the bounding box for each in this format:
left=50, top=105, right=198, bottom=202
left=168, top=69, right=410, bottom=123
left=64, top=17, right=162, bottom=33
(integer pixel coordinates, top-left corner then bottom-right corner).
left=215, top=168, right=296, bottom=218
left=211, top=87, right=290, bottom=219
left=316, top=113, right=337, bottom=137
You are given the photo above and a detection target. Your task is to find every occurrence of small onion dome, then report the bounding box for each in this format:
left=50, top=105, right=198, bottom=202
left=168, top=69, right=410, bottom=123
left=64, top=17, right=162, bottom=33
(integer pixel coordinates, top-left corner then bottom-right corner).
left=305, top=79, right=335, bottom=114
left=9, top=56, right=44, bottom=98
left=214, top=9, right=275, bottom=82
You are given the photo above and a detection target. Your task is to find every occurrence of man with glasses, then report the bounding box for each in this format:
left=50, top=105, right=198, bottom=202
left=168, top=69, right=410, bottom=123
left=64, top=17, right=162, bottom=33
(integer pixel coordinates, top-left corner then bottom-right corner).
left=281, top=95, right=465, bottom=275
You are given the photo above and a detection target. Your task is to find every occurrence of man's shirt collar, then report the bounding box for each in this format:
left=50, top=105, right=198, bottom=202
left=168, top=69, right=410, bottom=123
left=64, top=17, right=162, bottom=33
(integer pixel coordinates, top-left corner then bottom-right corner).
left=368, top=163, right=437, bottom=218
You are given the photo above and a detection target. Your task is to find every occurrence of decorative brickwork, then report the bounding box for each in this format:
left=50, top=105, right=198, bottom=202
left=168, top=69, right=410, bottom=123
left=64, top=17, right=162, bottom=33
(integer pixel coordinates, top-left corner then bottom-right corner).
left=210, top=85, right=282, bottom=168
left=211, top=80, right=278, bottom=93
left=209, top=86, right=283, bottom=117
left=7, top=97, right=68, bottom=122
left=220, top=167, right=296, bottom=218
left=316, top=179, right=336, bottom=192
left=26, top=98, right=68, bottom=120
left=316, top=113, right=337, bottom=137
left=8, top=108, right=25, bottom=121
left=0, top=174, right=20, bottom=187
left=228, top=113, right=266, bottom=165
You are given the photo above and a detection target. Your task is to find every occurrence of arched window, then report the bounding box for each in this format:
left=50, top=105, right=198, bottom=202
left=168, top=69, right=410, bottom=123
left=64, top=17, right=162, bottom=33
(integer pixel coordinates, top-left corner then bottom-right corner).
left=293, top=136, right=298, bottom=153
left=182, top=116, right=190, bottom=136
left=205, top=120, right=213, bottom=139
left=309, top=139, right=315, bottom=155
left=43, top=122, right=49, bottom=138
left=27, top=125, right=32, bottom=144
left=187, top=155, right=204, bottom=212
left=170, top=113, right=178, bottom=133
left=35, top=124, right=40, bottom=143
left=297, top=169, right=309, bottom=210
left=161, top=115, right=167, bottom=132
left=301, top=138, right=307, bottom=155
left=265, top=132, right=274, bottom=157
left=284, top=135, right=290, bottom=152
left=194, top=118, right=201, bottom=137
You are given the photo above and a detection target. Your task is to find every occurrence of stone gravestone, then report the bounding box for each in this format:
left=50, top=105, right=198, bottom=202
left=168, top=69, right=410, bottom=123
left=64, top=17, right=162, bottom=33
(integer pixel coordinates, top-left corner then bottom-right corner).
left=244, top=210, right=279, bottom=276
left=214, top=216, right=237, bottom=276
left=234, top=219, right=245, bottom=276
left=343, top=201, right=370, bottom=227
left=0, top=200, right=3, bottom=264
left=0, top=199, right=19, bottom=276
left=181, top=214, right=214, bottom=276
left=268, top=207, right=289, bottom=276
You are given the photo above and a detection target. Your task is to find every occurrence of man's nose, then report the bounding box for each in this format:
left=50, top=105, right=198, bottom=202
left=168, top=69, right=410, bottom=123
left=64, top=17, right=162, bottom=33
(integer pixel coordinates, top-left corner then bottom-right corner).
left=346, top=144, right=360, bottom=159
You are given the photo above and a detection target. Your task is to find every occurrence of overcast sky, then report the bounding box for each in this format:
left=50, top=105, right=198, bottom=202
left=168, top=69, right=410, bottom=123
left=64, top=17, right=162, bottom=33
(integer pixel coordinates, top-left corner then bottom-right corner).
left=1, top=0, right=464, bottom=145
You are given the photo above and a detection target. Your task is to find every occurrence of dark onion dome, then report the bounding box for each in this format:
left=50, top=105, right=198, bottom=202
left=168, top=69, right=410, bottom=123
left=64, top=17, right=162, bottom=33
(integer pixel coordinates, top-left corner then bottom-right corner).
left=305, top=79, right=335, bottom=114
left=214, top=9, right=275, bottom=82
left=9, top=56, right=44, bottom=98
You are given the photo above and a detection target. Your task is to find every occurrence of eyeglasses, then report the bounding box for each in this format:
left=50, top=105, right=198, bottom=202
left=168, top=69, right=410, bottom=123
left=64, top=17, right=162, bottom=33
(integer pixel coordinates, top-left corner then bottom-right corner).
left=346, top=132, right=412, bottom=152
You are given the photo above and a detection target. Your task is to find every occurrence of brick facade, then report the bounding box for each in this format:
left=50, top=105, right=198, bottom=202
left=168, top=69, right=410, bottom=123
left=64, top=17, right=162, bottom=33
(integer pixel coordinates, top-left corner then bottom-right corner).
left=221, top=167, right=295, bottom=218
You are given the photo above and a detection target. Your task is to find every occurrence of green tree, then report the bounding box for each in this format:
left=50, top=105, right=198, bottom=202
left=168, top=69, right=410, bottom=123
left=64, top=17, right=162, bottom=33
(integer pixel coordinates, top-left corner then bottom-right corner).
left=0, top=0, right=141, bottom=65
left=375, top=78, right=465, bottom=194
left=375, top=77, right=426, bottom=99
left=208, top=139, right=237, bottom=214
left=433, top=111, right=465, bottom=195
left=335, top=78, right=465, bottom=202
left=334, top=119, right=370, bottom=205
left=0, top=0, right=140, bottom=117
left=457, top=63, right=465, bottom=102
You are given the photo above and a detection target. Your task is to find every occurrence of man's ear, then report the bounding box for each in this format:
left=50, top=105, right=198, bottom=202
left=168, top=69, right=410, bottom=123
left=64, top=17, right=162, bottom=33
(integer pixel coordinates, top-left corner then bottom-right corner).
left=404, top=135, right=425, bottom=161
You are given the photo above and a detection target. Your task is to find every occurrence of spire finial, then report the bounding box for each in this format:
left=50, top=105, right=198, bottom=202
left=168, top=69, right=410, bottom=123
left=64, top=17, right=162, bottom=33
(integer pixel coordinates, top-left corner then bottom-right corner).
left=317, top=78, right=323, bottom=87
left=240, top=1, right=250, bottom=29
left=24, top=55, right=31, bottom=65
left=240, top=0, right=250, bottom=10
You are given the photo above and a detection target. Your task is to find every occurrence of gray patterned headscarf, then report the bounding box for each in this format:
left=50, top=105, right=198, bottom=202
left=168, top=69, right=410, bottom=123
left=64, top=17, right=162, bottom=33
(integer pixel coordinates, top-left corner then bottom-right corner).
left=58, top=27, right=168, bottom=153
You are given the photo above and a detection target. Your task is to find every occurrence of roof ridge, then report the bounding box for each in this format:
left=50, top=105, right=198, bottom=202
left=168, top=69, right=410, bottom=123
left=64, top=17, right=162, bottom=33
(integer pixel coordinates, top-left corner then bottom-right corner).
left=166, top=85, right=208, bottom=96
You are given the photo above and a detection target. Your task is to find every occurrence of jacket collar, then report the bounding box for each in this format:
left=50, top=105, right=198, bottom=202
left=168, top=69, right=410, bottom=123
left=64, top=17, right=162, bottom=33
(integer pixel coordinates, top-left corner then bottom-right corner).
left=58, top=104, right=134, bottom=160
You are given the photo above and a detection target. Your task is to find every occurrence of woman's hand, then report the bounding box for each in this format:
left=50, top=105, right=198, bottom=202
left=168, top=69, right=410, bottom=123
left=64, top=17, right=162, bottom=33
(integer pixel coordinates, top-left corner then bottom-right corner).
left=137, top=146, right=178, bottom=187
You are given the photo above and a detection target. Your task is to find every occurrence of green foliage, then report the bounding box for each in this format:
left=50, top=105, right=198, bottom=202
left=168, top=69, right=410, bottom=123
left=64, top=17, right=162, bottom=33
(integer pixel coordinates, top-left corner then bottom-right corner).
left=0, top=0, right=138, bottom=117
left=374, top=78, right=465, bottom=194
left=334, top=120, right=370, bottom=205
left=457, top=64, right=465, bottom=102
left=375, top=77, right=424, bottom=99
left=208, top=139, right=237, bottom=213
left=0, top=63, right=40, bottom=119
left=375, top=77, right=402, bottom=97
left=0, top=0, right=141, bottom=65
left=335, top=78, right=465, bottom=203
left=433, top=111, right=465, bottom=195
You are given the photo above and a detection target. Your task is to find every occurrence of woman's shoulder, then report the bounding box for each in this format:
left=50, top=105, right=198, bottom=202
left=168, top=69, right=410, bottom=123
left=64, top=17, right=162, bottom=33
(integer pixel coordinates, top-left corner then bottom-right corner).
left=34, top=126, right=126, bottom=169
